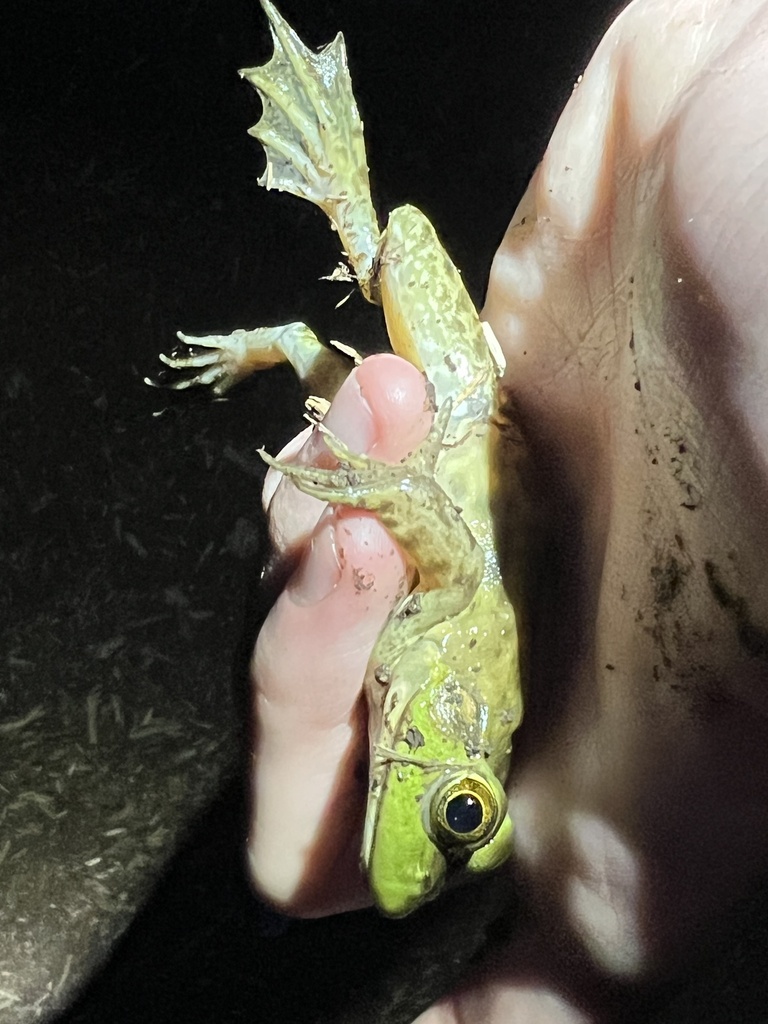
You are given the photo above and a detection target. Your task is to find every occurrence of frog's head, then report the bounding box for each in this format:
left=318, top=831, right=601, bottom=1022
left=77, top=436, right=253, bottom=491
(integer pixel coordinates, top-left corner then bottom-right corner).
left=363, top=758, right=513, bottom=917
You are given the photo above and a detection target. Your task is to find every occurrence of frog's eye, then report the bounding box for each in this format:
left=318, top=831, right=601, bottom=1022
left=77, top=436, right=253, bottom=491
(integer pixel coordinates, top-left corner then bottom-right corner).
left=426, top=772, right=504, bottom=852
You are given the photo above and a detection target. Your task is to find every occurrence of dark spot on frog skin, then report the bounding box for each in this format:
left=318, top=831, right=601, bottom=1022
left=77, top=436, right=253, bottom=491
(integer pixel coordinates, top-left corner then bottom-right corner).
left=705, top=561, right=768, bottom=662
left=405, top=726, right=425, bottom=751
left=464, top=741, right=488, bottom=758
left=651, top=556, right=687, bottom=608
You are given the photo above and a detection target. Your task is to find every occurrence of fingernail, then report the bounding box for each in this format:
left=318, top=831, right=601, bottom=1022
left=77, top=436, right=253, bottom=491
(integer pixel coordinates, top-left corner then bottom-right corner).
left=323, top=376, right=375, bottom=450
left=287, top=514, right=342, bottom=606
left=262, top=425, right=313, bottom=511
left=302, top=377, right=374, bottom=466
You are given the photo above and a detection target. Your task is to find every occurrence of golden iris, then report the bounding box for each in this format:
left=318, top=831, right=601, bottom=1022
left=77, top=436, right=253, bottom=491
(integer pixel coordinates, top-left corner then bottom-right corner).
left=428, top=772, right=502, bottom=850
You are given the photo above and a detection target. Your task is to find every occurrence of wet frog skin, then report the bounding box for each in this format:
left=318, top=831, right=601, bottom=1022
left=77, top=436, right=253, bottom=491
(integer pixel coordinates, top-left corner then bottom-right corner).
left=152, top=0, right=522, bottom=917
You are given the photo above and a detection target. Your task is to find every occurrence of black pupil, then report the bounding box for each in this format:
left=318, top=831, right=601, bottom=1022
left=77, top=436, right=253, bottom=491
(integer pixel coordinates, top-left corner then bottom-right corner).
left=445, top=793, right=483, bottom=834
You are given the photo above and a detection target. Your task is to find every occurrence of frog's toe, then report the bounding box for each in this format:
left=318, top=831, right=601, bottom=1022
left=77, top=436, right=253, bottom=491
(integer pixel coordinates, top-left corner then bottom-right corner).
left=175, top=330, right=229, bottom=350
left=168, top=364, right=228, bottom=392
left=315, top=422, right=372, bottom=470
left=159, top=347, right=220, bottom=371
left=399, top=397, right=452, bottom=474
left=258, top=449, right=358, bottom=504
left=259, top=396, right=458, bottom=512
left=149, top=350, right=231, bottom=394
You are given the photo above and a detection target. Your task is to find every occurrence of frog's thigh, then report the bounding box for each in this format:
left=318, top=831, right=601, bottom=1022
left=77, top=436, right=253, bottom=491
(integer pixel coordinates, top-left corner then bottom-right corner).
left=377, top=205, right=492, bottom=402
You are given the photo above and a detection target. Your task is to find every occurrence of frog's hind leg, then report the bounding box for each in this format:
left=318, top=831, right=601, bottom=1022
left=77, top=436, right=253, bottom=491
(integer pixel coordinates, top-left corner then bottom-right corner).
left=146, top=322, right=350, bottom=398
left=260, top=400, right=485, bottom=630
left=241, top=1, right=381, bottom=302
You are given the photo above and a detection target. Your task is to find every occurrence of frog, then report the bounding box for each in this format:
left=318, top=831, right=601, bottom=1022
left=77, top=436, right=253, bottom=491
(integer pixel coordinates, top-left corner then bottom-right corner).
left=151, top=0, right=522, bottom=918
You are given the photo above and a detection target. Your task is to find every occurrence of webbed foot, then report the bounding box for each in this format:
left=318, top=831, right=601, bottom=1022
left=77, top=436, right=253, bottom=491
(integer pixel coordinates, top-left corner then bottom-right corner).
left=241, top=0, right=381, bottom=300
left=261, top=400, right=449, bottom=496
left=260, top=400, right=484, bottom=595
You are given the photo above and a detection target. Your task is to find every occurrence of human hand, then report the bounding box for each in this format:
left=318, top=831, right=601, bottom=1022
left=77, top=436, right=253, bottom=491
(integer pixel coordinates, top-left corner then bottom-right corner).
left=248, top=0, right=768, bottom=1019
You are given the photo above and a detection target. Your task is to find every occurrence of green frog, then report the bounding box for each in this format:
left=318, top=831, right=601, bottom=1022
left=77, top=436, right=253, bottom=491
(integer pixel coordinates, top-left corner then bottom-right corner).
left=153, top=0, right=522, bottom=917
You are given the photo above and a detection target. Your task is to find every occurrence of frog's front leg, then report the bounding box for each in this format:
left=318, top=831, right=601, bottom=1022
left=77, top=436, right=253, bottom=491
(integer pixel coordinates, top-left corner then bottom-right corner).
left=146, top=322, right=351, bottom=398
left=260, top=401, right=484, bottom=633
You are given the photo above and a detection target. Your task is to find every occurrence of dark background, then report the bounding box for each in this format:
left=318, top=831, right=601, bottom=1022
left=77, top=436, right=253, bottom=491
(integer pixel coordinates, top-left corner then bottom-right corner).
left=4, top=1, right=768, bottom=1022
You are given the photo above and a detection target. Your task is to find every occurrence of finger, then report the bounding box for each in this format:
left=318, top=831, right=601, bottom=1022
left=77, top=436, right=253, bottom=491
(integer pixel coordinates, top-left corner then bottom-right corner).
left=261, top=425, right=312, bottom=512
left=248, top=354, right=432, bottom=916
left=261, top=425, right=322, bottom=555
left=250, top=509, right=409, bottom=916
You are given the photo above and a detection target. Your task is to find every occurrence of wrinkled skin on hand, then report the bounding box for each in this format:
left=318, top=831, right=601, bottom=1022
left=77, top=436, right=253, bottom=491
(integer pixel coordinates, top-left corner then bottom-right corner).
left=248, top=0, right=768, bottom=1019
